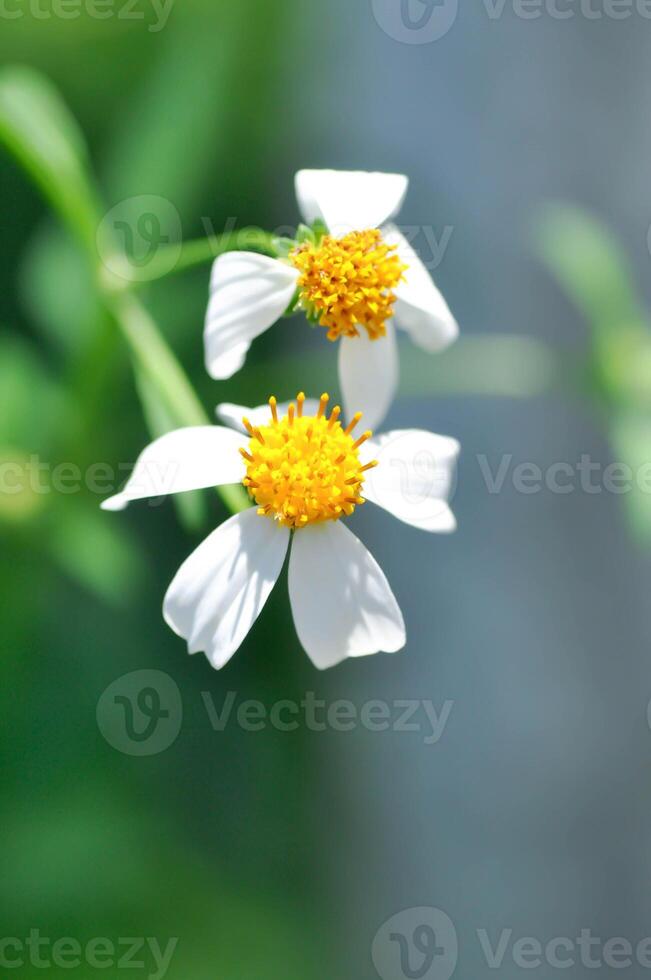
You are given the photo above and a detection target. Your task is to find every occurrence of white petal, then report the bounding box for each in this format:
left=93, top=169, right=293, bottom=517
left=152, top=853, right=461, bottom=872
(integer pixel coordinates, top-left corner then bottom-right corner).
left=288, top=521, right=405, bottom=669
left=216, top=399, right=321, bottom=433
left=364, top=429, right=460, bottom=532
left=338, top=322, right=398, bottom=433
left=101, top=426, right=247, bottom=511
left=295, top=169, right=408, bottom=235
left=164, top=508, right=290, bottom=669
left=384, top=225, right=458, bottom=353
left=204, top=252, right=299, bottom=379
left=208, top=342, right=249, bottom=380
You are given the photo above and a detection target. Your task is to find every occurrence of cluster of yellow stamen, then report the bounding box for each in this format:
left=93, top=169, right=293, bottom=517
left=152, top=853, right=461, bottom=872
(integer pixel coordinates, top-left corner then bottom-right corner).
left=241, top=393, right=378, bottom=529
left=290, top=229, right=407, bottom=341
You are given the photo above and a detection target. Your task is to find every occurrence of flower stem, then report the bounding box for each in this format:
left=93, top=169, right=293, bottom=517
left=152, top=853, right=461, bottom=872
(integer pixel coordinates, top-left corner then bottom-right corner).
left=105, top=289, right=250, bottom=514
left=129, top=227, right=277, bottom=285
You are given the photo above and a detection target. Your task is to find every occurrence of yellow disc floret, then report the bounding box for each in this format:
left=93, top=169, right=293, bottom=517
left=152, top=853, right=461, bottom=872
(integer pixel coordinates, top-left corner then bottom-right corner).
left=290, top=229, right=407, bottom=342
left=241, top=393, right=378, bottom=529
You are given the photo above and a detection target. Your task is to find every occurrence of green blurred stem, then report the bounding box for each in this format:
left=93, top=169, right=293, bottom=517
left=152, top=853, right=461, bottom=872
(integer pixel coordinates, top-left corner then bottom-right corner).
left=130, top=228, right=277, bottom=284
left=106, top=290, right=250, bottom=514
left=0, top=65, right=251, bottom=520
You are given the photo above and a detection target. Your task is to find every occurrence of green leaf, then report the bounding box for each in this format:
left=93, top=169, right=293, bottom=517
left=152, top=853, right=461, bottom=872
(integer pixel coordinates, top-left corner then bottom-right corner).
left=311, top=217, right=328, bottom=242
left=533, top=203, right=644, bottom=335
left=271, top=236, right=296, bottom=259
left=0, top=65, right=102, bottom=254
left=296, top=223, right=315, bottom=244
left=609, top=412, right=651, bottom=544
left=533, top=204, right=651, bottom=408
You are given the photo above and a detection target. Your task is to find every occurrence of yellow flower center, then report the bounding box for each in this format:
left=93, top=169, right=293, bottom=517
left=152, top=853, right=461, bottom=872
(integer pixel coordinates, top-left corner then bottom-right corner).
left=290, top=229, right=407, bottom=342
left=241, top=393, right=378, bottom=529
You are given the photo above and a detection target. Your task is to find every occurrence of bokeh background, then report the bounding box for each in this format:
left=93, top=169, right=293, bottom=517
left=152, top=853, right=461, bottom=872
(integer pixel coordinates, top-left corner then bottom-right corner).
left=3, top=1, right=651, bottom=977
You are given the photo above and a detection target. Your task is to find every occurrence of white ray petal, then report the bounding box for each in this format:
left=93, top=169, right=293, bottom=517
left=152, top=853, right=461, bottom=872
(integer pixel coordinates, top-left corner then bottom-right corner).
left=295, top=169, right=408, bottom=234
left=338, top=322, right=398, bottom=434
left=164, top=508, right=290, bottom=669
left=288, top=521, right=405, bottom=669
left=204, top=252, right=299, bottom=379
left=101, top=426, right=248, bottom=511
left=384, top=225, right=458, bottom=353
left=364, top=429, right=460, bottom=532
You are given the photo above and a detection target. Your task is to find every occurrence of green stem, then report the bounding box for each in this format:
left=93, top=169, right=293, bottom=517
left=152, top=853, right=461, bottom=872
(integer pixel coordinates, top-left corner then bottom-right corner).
left=0, top=67, right=255, bottom=521
left=128, top=227, right=277, bottom=285
left=105, top=289, right=250, bottom=514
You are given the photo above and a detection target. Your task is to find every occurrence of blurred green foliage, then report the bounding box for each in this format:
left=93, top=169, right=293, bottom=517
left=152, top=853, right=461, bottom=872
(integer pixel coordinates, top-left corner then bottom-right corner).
left=0, top=6, right=325, bottom=978
left=535, top=204, right=651, bottom=543
left=3, top=5, right=651, bottom=977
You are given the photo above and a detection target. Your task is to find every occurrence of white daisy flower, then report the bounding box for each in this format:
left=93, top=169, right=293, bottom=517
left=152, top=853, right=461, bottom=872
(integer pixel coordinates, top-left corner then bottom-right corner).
left=102, top=393, right=459, bottom=670
left=204, top=170, right=459, bottom=430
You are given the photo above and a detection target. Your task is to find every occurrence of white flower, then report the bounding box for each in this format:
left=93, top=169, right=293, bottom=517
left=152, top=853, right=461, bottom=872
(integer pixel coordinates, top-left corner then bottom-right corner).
left=204, top=170, right=458, bottom=430
left=102, top=393, right=459, bottom=670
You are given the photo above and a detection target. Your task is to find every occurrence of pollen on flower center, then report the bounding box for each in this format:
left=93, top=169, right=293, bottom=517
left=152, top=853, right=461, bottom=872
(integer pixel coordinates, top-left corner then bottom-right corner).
left=290, top=229, right=407, bottom=342
left=241, top=393, right=378, bottom=529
